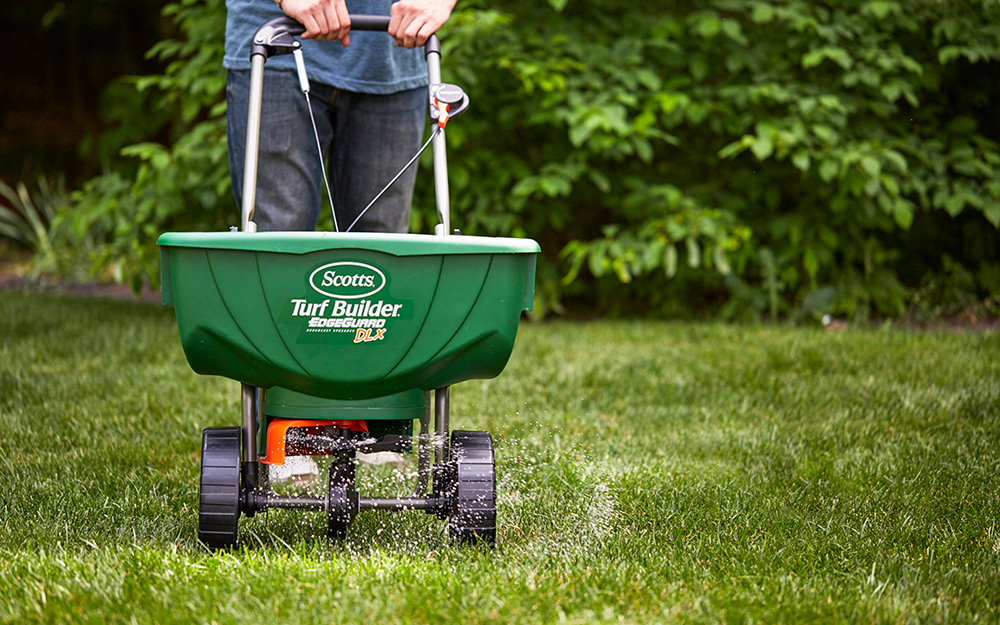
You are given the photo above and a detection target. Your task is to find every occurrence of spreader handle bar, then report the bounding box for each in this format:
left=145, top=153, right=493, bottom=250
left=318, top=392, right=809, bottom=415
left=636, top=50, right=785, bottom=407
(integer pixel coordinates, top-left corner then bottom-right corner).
left=250, top=15, right=441, bottom=59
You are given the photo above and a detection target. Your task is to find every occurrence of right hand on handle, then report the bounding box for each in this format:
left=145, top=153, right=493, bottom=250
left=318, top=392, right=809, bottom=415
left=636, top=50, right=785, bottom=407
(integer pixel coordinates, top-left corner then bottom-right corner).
left=279, top=0, right=352, bottom=45
left=388, top=0, right=456, bottom=48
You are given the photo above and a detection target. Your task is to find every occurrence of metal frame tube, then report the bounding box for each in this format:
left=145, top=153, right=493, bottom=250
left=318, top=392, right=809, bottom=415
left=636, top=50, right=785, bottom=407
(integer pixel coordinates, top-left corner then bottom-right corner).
left=409, top=391, right=432, bottom=497
left=426, top=51, right=450, bottom=236
left=237, top=56, right=265, bottom=489
left=241, top=54, right=265, bottom=232
left=240, top=383, right=260, bottom=491
left=240, top=383, right=258, bottom=464
left=358, top=497, right=439, bottom=511
left=265, top=495, right=326, bottom=510
left=434, top=386, right=450, bottom=465
left=259, top=493, right=442, bottom=512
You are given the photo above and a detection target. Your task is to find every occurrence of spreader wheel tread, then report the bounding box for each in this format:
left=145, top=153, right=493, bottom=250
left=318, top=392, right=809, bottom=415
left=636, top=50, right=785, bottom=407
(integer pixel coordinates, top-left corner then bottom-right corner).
left=448, top=430, right=496, bottom=546
left=327, top=455, right=357, bottom=541
left=198, top=427, right=242, bottom=550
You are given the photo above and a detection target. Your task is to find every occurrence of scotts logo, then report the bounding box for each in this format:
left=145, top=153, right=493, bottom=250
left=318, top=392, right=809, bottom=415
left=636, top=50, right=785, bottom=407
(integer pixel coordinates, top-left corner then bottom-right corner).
left=309, top=262, right=386, bottom=299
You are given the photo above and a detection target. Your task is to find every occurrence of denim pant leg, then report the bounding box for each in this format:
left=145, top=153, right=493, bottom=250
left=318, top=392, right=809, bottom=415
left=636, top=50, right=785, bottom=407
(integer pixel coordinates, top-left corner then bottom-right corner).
left=226, top=69, right=426, bottom=234
left=330, top=88, right=426, bottom=233
left=227, top=68, right=328, bottom=232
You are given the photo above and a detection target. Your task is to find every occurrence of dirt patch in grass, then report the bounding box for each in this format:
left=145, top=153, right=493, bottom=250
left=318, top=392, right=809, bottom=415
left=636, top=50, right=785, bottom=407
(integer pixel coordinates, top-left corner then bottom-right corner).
left=0, top=252, right=160, bottom=304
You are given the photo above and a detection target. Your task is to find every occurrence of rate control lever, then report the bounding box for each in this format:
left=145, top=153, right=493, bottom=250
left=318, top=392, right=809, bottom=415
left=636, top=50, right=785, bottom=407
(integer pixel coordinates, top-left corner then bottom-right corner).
left=429, top=84, right=469, bottom=128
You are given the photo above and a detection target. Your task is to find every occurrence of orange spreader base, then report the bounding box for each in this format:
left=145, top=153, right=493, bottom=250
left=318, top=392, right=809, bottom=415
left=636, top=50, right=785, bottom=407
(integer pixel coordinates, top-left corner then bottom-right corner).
left=261, top=418, right=368, bottom=466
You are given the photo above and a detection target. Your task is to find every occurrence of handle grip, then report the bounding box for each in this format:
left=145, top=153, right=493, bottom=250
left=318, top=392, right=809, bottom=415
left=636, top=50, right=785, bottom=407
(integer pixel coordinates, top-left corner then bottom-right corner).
left=250, top=14, right=440, bottom=60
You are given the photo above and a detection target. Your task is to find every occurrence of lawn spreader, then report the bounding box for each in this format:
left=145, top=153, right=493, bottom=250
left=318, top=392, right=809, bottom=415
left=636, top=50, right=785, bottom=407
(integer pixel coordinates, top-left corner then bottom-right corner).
left=158, top=16, right=538, bottom=550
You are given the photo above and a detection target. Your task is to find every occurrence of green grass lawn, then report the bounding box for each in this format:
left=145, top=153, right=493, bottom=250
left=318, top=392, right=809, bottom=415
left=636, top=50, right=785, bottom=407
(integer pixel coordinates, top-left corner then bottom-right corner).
left=0, top=291, right=998, bottom=624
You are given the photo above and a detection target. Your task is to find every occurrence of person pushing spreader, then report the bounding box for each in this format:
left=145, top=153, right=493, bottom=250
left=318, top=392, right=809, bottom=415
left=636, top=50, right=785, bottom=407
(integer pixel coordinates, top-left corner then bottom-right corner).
left=158, top=16, right=538, bottom=549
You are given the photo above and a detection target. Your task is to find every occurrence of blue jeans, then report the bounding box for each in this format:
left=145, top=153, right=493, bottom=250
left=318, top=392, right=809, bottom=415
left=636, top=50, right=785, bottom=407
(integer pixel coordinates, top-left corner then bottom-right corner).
left=226, top=69, right=426, bottom=233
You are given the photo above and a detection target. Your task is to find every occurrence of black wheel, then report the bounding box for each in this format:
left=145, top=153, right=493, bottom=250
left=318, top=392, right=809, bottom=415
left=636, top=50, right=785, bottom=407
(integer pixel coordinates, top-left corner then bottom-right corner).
left=448, top=430, right=497, bottom=546
left=327, top=454, right=357, bottom=540
left=198, top=427, right=242, bottom=550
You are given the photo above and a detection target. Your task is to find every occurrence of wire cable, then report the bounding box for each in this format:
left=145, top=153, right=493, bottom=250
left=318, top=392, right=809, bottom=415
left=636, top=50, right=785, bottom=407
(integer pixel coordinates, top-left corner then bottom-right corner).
left=345, top=126, right=440, bottom=233
left=295, top=48, right=339, bottom=232
left=304, top=92, right=339, bottom=232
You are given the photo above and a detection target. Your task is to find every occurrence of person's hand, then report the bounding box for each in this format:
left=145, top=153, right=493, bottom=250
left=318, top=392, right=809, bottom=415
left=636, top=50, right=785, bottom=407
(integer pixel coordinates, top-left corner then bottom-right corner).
left=280, top=0, right=351, bottom=45
left=388, top=0, right=457, bottom=48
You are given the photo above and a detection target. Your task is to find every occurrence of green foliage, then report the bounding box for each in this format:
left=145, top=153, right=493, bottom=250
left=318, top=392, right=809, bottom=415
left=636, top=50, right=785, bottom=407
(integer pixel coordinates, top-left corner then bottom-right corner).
left=703, top=0, right=1000, bottom=319
left=421, top=1, right=758, bottom=315
left=65, top=117, right=230, bottom=291
left=55, top=0, right=230, bottom=291
left=47, top=0, right=1000, bottom=318
left=418, top=0, right=1000, bottom=318
left=0, top=177, right=72, bottom=280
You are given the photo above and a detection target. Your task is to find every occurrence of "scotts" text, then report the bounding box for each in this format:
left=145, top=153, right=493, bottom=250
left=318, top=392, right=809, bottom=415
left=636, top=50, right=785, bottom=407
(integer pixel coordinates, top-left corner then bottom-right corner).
left=308, top=261, right=385, bottom=299
left=320, top=271, right=375, bottom=288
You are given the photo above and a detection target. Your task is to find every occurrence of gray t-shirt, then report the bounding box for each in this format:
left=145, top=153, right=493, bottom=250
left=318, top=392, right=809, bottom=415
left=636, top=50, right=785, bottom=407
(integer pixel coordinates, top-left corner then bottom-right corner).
left=224, top=0, right=428, bottom=94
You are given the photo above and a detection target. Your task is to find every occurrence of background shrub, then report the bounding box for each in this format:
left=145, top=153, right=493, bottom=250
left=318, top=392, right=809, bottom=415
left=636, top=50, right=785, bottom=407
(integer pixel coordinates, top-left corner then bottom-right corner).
left=8, top=0, right=1000, bottom=320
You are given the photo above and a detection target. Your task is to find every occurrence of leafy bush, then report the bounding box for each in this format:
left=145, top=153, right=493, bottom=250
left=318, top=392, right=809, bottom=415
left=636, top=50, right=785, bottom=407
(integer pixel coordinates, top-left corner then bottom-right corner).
left=0, top=177, right=68, bottom=280
left=436, top=0, right=1000, bottom=319
left=53, top=0, right=230, bottom=291
left=47, top=0, right=1000, bottom=318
